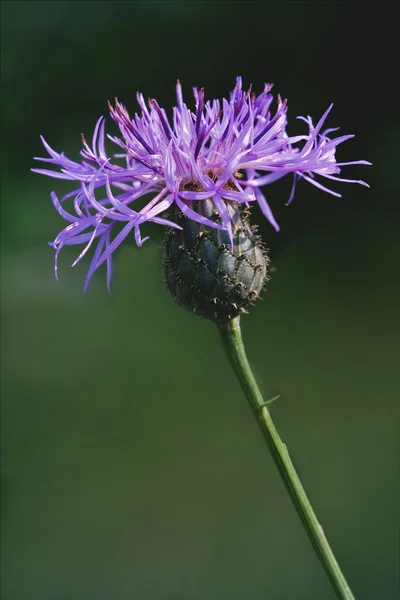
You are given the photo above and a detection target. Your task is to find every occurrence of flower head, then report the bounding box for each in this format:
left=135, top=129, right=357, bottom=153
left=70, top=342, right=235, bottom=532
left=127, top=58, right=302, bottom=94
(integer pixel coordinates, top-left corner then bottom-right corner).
left=33, top=77, right=370, bottom=291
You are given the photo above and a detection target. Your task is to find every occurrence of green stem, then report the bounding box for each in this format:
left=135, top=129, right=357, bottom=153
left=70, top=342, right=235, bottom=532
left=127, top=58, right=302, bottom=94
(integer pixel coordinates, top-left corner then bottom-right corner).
left=218, top=316, right=355, bottom=600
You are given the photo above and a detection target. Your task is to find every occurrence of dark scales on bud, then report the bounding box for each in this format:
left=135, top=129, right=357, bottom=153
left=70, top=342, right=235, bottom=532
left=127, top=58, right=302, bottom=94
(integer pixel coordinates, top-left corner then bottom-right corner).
left=164, top=199, right=269, bottom=323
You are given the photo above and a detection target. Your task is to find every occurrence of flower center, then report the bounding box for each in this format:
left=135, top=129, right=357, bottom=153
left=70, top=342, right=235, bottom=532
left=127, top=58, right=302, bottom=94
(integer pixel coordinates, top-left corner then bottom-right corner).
left=180, top=169, right=243, bottom=194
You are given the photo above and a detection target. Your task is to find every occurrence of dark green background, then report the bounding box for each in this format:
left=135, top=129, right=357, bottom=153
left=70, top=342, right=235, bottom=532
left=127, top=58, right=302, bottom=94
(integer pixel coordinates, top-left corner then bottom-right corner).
left=1, top=2, right=398, bottom=599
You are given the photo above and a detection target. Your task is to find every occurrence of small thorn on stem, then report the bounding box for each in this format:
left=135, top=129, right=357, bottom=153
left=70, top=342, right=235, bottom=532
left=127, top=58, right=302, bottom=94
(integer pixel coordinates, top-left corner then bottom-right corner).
left=258, top=394, right=282, bottom=409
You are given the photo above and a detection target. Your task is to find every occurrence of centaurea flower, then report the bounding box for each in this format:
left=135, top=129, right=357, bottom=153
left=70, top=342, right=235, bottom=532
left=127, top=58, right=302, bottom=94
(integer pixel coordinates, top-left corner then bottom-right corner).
left=33, top=77, right=370, bottom=291
left=33, top=78, right=371, bottom=599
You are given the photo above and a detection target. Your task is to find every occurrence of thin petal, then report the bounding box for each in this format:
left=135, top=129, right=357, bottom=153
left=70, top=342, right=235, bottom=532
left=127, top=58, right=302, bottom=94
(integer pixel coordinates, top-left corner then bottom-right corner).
left=83, top=232, right=106, bottom=293
left=298, top=174, right=342, bottom=197
left=96, top=221, right=135, bottom=268
left=175, top=196, right=223, bottom=230
left=254, top=188, right=280, bottom=231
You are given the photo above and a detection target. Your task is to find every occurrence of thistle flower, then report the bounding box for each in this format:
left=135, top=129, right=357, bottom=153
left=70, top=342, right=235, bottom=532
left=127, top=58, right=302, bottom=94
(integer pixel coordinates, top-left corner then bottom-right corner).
left=33, top=80, right=372, bottom=595
left=33, top=77, right=370, bottom=292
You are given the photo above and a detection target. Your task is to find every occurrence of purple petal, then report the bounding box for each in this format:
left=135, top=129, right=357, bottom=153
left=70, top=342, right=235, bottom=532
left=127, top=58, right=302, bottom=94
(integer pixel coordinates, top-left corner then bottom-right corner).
left=213, top=194, right=233, bottom=246
left=83, top=232, right=107, bottom=293
left=298, top=174, right=342, bottom=197
left=96, top=221, right=135, bottom=268
left=175, top=196, right=224, bottom=230
left=254, top=188, right=280, bottom=231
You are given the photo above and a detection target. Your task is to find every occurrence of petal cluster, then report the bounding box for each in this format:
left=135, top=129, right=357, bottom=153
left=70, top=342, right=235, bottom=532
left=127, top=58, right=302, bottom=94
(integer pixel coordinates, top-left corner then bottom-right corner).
left=33, top=77, right=370, bottom=290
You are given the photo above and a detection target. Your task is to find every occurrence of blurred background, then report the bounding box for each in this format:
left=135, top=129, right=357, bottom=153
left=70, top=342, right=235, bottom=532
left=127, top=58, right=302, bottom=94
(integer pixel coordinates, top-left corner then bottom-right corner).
left=1, top=2, right=398, bottom=599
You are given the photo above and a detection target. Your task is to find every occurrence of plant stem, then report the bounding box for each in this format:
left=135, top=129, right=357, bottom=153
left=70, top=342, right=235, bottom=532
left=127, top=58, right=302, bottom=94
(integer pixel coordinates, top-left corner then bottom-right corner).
left=218, top=316, right=355, bottom=600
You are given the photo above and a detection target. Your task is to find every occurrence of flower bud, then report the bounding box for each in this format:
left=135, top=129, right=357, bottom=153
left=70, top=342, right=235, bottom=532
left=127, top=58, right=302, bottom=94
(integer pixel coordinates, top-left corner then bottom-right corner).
left=165, top=199, right=269, bottom=323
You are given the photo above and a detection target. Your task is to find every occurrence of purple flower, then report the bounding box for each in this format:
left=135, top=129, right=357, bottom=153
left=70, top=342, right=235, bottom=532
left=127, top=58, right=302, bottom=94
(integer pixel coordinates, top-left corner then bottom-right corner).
left=33, top=77, right=370, bottom=291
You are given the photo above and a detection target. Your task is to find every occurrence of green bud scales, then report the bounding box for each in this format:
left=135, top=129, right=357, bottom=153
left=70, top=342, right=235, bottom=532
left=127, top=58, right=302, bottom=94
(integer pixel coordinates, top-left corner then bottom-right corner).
left=165, top=199, right=269, bottom=323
